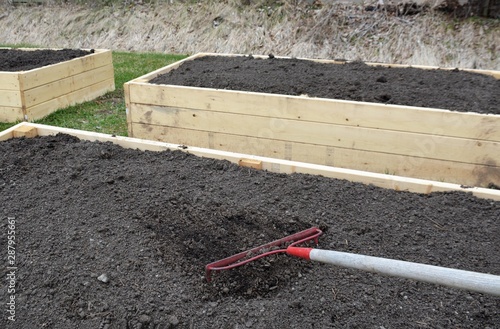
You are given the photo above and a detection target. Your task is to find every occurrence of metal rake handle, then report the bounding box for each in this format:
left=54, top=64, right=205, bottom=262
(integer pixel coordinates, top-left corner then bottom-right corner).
left=287, top=247, right=500, bottom=297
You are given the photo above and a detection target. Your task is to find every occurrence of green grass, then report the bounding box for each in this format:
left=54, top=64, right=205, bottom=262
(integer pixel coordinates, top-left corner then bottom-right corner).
left=0, top=122, right=15, bottom=133
left=0, top=50, right=187, bottom=136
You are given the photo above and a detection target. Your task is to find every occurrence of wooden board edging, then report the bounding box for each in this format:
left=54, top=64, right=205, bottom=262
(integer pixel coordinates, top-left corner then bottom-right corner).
left=2, top=122, right=499, bottom=201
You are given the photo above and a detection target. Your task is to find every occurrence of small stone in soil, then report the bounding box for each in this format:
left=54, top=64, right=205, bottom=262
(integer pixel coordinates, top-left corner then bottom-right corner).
left=139, top=314, right=151, bottom=323
left=168, top=315, right=179, bottom=326
left=97, top=273, right=109, bottom=283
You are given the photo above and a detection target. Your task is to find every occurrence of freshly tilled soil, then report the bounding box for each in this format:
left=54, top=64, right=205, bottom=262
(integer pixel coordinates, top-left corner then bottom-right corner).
left=0, top=134, right=498, bottom=328
left=0, top=49, right=93, bottom=72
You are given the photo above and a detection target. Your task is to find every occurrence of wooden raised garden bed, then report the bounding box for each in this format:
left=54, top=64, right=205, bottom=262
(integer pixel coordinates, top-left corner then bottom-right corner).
left=124, top=53, right=500, bottom=189
left=0, top=48, right=114, bottom=122
left=1, top=122, right=499, bottom=328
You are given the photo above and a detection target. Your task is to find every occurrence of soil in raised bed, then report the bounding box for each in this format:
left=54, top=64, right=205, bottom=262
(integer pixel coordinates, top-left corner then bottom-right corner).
left=0, top=49, right=94, bottom=72
left=150, top=55, right=500, bottom=115
left=0, top=134, right=498, bottom=329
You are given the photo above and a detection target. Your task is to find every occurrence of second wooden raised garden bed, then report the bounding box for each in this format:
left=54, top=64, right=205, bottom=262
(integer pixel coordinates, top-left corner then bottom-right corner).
left=0, top=48, right=114, bottom=122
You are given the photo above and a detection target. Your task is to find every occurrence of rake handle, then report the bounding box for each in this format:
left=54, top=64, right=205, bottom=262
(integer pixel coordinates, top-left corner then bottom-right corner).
left=287, top=247, right=500, bottom=297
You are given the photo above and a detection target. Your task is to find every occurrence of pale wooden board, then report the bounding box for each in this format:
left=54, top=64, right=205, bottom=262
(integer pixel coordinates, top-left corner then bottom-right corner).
left=0, top=128, right=14, bottom=141
left=129, top=104, right=500, bottom=166
left=0, top=72, right=20, bottom=90
left=25, top=78, right=115, bottom=121
left=127, top=84, right=500, bottom=142
left=0, top=106, right=24, bottom=123
left=131, top=123, right=500, bottom=188
left=19, top=49, right=113, bottom=90
left=12, top=125, right=37, bottom=138
left=124, top=82, right=133, bottom=136
left=2, top=122, right=499, bottom=201
left=0, top=90, right=23, bottom=107
left=23, top=65, right=114, bottom=107
left=239, top=158, right=263, bottom=170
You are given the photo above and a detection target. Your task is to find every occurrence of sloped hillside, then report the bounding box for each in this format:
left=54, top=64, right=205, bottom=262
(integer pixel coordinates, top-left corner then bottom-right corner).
left=0, top=0, right=499, bottom=69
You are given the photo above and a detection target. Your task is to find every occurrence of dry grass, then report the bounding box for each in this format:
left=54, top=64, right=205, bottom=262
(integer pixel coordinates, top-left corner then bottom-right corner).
left=0, top=0, right=499, bottom=69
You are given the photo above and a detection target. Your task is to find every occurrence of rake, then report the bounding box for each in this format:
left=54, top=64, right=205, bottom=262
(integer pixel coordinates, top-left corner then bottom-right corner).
left=205, top=227, right=322, bottom=282
left=205, top=227, right=500, bottom=296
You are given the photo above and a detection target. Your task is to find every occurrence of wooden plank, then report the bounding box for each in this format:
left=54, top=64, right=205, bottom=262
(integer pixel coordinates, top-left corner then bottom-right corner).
left=0, top=106, right=24, bottom=123
left=239, top=158, right=263, bottom=170
left=23, top=65, right=114, bottom=107
left=1, top=122, right=499, bottom=201
left=129, top=104, right=500, bottom=166
left=128, top=84, right=500, bottom=142
left=13, top=125, right=38, bottom=138
left=0, top=90, right=23, bottom=107
left=0, top=124, right=17, bottom=141
left=132, top=123, right=291, bottom=160
left=25, top=78, right=115, bottom=121
left=124, top=82, right=133, bottom=137
left=18, top=50, right=113, bottom=90
left=131, top=123, right=500, bottom=188
left=0, top=72, right=20, bottom=90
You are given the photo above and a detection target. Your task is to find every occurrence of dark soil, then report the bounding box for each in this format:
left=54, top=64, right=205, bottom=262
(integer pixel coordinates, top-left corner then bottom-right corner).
left=150, top=55, right=500, bottom=115
left=1, top=134, right=499, bottom=328
left=0, top=49, right=93, bottom=72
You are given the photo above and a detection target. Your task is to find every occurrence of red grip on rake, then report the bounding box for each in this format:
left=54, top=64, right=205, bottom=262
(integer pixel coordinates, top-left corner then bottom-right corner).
left=205, top=227, right=322, bottom=282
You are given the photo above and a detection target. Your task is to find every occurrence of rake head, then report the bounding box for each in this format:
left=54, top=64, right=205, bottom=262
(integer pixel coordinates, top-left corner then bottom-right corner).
left=205, top=227, right=322, bottom=282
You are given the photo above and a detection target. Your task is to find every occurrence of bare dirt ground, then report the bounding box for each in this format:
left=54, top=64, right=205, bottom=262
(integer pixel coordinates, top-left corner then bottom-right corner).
left=0, top=1, right=499, bottom=69
left=0, top=134, right=499, bottom=328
